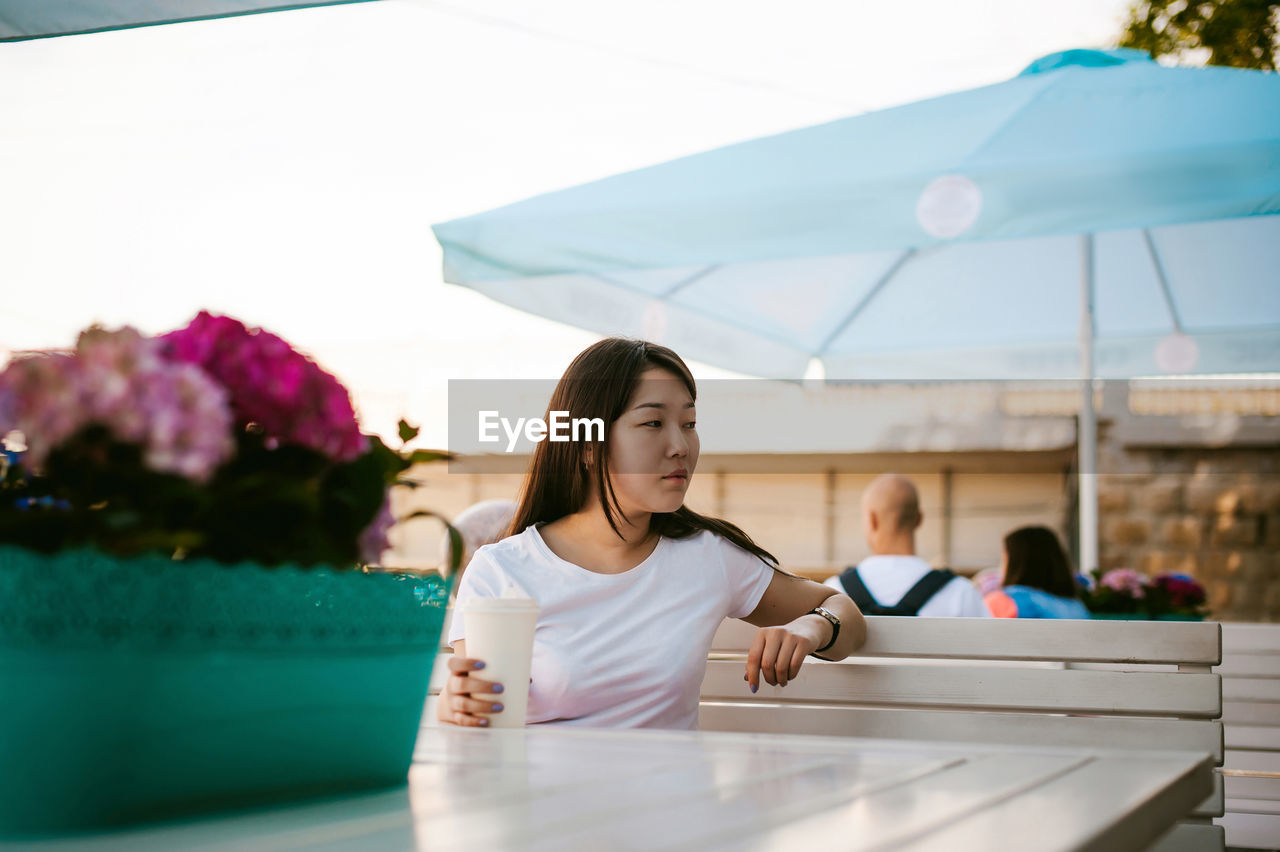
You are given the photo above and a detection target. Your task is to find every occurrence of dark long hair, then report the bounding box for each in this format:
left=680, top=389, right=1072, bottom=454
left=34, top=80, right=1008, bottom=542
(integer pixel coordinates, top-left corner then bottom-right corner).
left=505, top=337, right=779, bottom=567
left=1002, top=526, right=1078, bottom=598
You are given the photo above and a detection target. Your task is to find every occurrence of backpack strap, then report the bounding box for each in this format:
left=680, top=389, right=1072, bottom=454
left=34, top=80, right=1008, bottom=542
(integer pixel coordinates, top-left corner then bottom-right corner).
left=837, top=566, right=886, bottom=615
left=894, top=569, right=957, bottom=616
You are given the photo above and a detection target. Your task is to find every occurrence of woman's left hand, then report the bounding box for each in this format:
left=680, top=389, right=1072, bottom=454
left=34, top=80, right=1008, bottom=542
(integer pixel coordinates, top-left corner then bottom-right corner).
left=744, top=621, right=825, bottom=691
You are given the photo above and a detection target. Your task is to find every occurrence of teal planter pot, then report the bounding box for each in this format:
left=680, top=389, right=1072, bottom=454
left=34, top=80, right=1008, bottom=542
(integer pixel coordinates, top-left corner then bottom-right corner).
left=0, top=545, right=449, bottom=837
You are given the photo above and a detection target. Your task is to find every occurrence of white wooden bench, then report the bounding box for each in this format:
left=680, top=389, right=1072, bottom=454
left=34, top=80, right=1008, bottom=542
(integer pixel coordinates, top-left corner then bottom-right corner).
left=1218, top=623, right=1280, bottom=850
left=703, top=616, right=1225, bottom=852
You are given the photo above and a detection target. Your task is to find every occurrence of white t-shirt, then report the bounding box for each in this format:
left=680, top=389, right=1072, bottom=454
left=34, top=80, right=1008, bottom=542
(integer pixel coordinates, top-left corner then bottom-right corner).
left=822, top=555, right=991, bottom=618
left=448, top=526, right=775, bottom=730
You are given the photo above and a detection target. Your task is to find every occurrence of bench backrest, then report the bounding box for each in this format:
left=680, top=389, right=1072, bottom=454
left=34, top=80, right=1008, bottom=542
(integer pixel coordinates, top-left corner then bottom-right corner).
left=704, top=617, right=1220, bottom=742
left=702, top=614, right=1225, bottom=836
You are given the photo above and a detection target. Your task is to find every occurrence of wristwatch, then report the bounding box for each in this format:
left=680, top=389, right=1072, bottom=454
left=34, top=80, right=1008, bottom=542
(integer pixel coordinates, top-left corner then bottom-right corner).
left=809, top=605, right=841, bottom=657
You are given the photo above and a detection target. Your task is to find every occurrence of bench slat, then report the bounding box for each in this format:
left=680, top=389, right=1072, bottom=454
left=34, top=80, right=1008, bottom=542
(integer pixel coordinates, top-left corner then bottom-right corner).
left=1225, top=726, right=1280, bottom=751
left=1223, top=701, right=1280, bottom=726
left=1221, top=623, right=1280, bottom=656
left=427, top=658, right=1225, bottom=719
left=701, top=660, right=1222, bottom=718
left=1216, top=810, right=1280, bottom=850
left=1224, top=797, right=1280, bottom=816
left=1216, top=656, right=1280, bottom=677
left=1223, top=678, right=1280, bottom=703
left=1225, top=750, right=1280, bottom=774
left=1222, top=773, right=1280, bottom=802
left=698, top=703, right=1224, bottom=763
left=712, top=616, right=1221, bottom=664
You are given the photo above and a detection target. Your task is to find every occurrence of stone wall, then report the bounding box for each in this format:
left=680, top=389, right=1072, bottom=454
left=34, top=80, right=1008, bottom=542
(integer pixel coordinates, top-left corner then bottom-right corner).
left=388, top=461, right=1071, bottom=579
left=1097, top=448, right=1280, bottom=622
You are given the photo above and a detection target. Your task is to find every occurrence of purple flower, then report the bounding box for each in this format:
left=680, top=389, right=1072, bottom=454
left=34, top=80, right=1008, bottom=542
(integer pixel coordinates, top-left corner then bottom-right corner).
left=1100, top=568, right=1148, bottom=599
left=1152, top=573, right=1206, bottom=609
left=357, top=493, right=395, bottom=565
left=161, top=312, right=365, bottom=462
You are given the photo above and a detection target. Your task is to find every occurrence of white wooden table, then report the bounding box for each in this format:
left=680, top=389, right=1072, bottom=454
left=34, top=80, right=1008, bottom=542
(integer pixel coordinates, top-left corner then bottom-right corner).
left=16, top=727, right=1215, bottom=852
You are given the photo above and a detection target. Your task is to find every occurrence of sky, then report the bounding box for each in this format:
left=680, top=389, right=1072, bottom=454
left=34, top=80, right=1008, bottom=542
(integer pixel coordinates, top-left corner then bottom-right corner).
left=0, top=0, right=1133, bottom=446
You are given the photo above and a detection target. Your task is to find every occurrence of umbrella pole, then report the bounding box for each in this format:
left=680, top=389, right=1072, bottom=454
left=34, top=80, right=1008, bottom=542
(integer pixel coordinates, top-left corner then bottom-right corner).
left=1078, top=234, right=1099, bottom=578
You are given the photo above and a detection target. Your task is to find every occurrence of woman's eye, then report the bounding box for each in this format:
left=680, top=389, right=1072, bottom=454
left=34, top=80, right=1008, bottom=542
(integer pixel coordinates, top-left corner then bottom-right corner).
left=642, top=420, right=662, bottom=428
left=683, top=421, right=697, bottom=429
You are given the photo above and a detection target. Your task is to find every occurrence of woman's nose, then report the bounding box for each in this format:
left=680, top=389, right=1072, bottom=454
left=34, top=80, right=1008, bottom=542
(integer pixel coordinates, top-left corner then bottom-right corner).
left=668, top=428, right=688, bottom=457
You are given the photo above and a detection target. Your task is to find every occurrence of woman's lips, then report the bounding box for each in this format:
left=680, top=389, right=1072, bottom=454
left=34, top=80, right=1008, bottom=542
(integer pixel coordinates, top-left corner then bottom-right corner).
left=662, top=469, right=688, bottom=481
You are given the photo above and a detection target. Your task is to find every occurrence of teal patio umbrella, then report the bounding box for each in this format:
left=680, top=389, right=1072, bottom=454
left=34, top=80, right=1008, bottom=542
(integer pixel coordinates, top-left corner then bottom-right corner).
left=433, top=49, right=1280, bottom=575
left=0, top=0, right=380, bottom=41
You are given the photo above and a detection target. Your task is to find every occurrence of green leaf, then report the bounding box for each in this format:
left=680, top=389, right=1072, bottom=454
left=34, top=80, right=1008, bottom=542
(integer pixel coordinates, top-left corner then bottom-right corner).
left=400, top=509, right=465, bottom=576
left=397, top=419, right=421, bottom=444
left=405, top=449, right=453, bottom=465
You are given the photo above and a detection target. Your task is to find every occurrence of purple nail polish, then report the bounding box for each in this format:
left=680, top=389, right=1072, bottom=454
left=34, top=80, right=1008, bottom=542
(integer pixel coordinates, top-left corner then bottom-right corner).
left=479, top=718, right=489, bottom=726
left=492, top=684, right=504, bottom=693
left=750, top=683, right=758, bottom=694
left=473, top=661, right=485, bottom=669
left=493, top=703, right=504, bottom=712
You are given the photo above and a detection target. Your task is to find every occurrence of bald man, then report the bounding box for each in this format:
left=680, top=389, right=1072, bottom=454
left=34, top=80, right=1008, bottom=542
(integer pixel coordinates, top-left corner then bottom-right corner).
left=823, top=474, right=990, bottom=617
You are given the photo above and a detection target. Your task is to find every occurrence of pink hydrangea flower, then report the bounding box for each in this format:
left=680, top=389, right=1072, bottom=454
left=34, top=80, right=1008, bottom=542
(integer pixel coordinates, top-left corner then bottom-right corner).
left=161, top=312, right=365, bottom=462
left=0, top=326, right=234, bottom=481
left=1100, top=567, right=1148, bottom=599
left=0, top=352, right=83, bottom=468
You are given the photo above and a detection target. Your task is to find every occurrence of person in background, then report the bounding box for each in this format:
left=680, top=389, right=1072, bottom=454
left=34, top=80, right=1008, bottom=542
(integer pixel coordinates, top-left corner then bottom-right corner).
left=825, top=474, right=990, bottom=617
left=440, top=498, right=517, bottom=595
left=984, top=526, right=1091, bottom=619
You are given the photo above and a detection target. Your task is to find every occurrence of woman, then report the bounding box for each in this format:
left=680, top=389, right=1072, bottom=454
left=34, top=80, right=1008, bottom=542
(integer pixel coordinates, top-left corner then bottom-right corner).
left=440, top=338, right=866, bottom=729
left=984, top=526, right=1091, bottom=619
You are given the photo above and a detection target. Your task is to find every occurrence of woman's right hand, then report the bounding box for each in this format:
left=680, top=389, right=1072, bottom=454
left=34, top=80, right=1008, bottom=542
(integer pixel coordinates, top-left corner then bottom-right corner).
left=438, top=654, right=505, bottom=727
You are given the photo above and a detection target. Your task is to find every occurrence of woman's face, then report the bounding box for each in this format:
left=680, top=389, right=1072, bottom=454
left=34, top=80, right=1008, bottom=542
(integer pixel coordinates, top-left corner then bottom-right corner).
left=603, top=367, right=699, bottom=519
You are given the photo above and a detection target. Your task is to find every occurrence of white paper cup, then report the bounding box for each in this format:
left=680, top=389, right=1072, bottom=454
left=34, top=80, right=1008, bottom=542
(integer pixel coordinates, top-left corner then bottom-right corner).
left=460, top=596, right=539, bottom=727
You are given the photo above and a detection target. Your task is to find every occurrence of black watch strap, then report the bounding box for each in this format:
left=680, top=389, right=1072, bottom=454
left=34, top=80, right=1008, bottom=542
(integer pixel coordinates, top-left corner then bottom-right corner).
left=809, top=605, right=840, bottom=655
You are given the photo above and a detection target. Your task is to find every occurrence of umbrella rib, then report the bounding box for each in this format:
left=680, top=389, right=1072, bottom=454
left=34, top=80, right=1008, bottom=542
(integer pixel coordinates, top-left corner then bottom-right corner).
left=659, top=265, right=722, bottom=298
left=814, top=249, right=917, bottom=358
left=1141, top=229, right=1185, bottom=334
left=587, top=270, right=808, bottom=354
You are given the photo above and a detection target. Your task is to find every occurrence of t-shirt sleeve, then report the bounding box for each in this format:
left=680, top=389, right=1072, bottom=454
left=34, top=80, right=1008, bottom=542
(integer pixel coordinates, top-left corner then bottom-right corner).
left=719, top=536, right=777, bottom=620
left=984, top=590, right=1018, bottom=618
left=447, top=550, right=501, bottom=647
